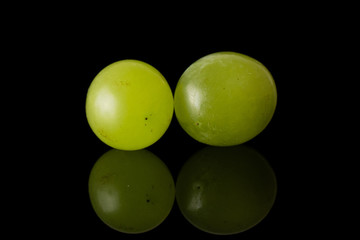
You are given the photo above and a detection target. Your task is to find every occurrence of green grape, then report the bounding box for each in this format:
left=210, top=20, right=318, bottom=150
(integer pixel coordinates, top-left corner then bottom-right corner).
left=174, top=52, right=277, bottom=146
left=176, top=145, right=277, bottom=235
left=86, top=60, right=173, bottom=150
left=88, top=149, right=175, bottom=234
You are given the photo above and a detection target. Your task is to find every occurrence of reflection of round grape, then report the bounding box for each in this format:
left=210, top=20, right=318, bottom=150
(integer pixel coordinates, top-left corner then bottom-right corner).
left=176, top=145, right=277, bottom=235
left=88, top=149, right=175, bottom=234
left=174, top=52, right=277, bottom=146
left=86, top=60, right=173, bottom=150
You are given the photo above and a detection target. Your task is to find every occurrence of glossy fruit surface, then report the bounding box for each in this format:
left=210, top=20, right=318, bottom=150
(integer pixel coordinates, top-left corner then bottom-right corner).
left=88, top=149, right=175, bottom=233
left=86, top=60, right=173, bottom=150
left=176, top=145, right=277, bottom=235
left=174, top=52, right=277, bottom=146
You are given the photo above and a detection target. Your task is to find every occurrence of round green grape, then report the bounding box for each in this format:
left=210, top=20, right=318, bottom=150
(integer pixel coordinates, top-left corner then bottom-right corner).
left=88, top=149, right=175, bottom=234
left=176, top=145, right=277, bottom=235
left=174, top=52, right=277, bottom=146
left=86, top=60, right=173, bottom=150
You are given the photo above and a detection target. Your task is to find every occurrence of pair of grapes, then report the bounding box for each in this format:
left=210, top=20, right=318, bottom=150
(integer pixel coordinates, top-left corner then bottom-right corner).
left=85, top=51, right=277, bottom=151
left=86, top=52, right=277, bottom=235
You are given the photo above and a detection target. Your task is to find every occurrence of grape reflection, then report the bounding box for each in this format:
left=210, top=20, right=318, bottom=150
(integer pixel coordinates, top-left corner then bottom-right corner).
left=176, top=145, right=277, bottom=235
left=88, top=149, right=175, bottom=234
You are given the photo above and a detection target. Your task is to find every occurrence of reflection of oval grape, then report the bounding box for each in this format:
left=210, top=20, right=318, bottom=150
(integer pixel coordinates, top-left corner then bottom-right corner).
left=88, top=149, right=175, bottom=234
left=174, top=52, right=277, bottom=146
left=176, top=145, right=277, bottom=235
left=86, top=60, right=173, bottom=150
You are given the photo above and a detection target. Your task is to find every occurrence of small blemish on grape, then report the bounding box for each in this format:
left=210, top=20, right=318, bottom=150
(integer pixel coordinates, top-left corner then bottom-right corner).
left=145, top=117, right=148, bottom=120
left=117, top=80, right=130, bottom=87
left=98, top=128, right=107, bottom=138
left=100, top=175, right=111, bottom=184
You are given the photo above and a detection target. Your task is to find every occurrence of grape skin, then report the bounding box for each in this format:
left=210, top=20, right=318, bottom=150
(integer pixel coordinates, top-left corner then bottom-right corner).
left=86, top=60, right=174, bottom=150
left=174, top=52, right=277, bottom=146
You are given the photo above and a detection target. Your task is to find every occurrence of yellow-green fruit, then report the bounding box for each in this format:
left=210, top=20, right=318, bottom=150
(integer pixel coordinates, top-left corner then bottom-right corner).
left=174, top=52, right=277, bottom=146
left=86, top=60, right=173, bottom=150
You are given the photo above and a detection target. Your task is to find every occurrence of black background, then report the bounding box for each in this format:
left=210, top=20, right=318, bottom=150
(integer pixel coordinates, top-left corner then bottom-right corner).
left=5, top=6, right=347, bottom=238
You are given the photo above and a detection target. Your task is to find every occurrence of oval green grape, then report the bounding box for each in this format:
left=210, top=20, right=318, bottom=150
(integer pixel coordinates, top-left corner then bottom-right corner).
left=86, top=60, right=174, bottom=150
left=88, top=149, right=175, bottom=234
left=176, top=145, right=277, bottom=235
left=174, top=52, right=277, bottom=146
